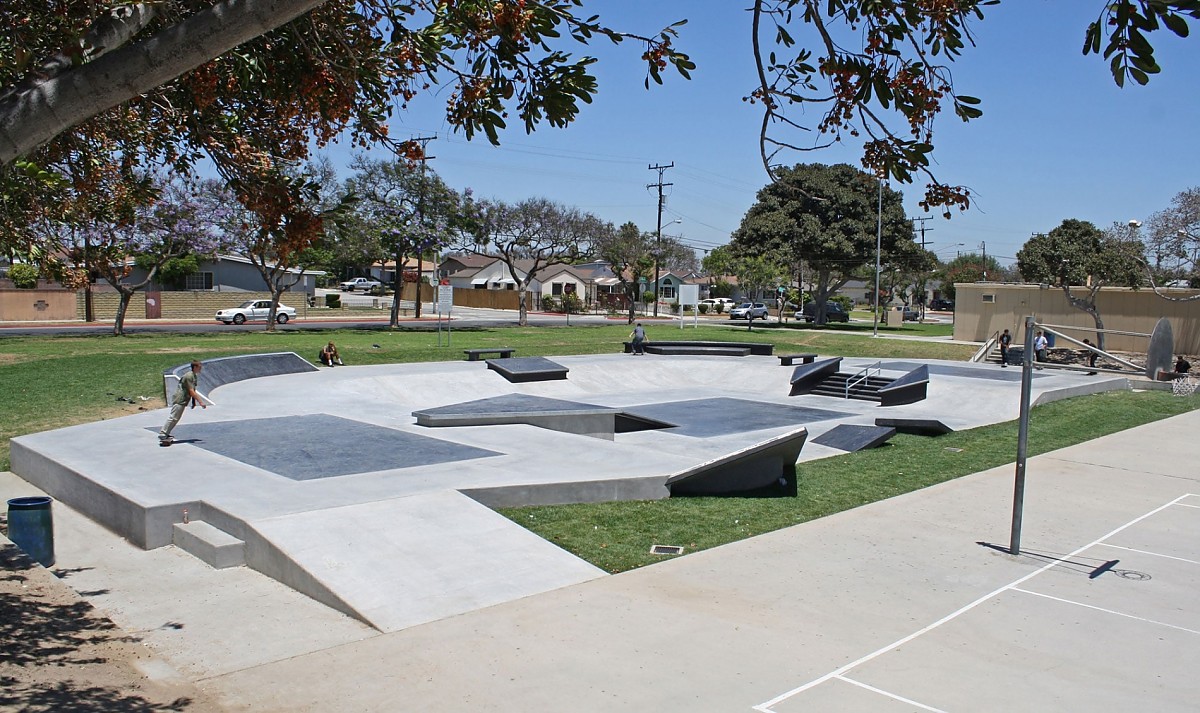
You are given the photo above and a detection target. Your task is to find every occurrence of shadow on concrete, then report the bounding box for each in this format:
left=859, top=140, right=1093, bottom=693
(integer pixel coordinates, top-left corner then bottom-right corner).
left=0, top=543, right=196, bottom=712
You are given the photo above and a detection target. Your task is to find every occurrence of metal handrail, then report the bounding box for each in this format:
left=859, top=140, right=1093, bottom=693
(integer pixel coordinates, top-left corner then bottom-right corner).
left=971, top=331, right=999, bottom=363
left=846, top=361, right=881, bottom=399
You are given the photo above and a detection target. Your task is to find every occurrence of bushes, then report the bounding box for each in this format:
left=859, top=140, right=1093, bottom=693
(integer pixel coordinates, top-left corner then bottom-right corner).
left=541, top=295, right=557, bottom=312
left=325, top=293, right=341, bottom=308
left=8, top=263, right=38, bottom=288
left=561, top=293, right=583, bottom=314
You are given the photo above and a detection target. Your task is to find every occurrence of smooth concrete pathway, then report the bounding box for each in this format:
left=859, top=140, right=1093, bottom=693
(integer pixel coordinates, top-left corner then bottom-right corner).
left=5, top=404, right=1197, bottom=711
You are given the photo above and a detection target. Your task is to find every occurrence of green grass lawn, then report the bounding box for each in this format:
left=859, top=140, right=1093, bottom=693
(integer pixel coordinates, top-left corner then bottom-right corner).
left=2, top=324, right=1192, bottom=578
left=500, top=389, right=1200, bottom=573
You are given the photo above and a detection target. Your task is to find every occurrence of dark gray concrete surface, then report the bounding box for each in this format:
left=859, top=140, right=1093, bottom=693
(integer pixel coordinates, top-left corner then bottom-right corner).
left=624, top=397, right=850, bottom=438
left=151, top=414, right=501, bottom=480
left=811, top=424, right=897, bottom=451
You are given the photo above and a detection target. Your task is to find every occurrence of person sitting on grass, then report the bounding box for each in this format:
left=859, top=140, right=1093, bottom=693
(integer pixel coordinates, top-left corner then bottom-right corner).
left=320, top=341, right=344, bottom=367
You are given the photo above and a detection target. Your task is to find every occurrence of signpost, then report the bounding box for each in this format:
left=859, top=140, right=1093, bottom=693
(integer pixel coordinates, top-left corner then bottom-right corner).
left=436, top=279, right=453, bottom=346
left=678, top=284, right=700, bottom=329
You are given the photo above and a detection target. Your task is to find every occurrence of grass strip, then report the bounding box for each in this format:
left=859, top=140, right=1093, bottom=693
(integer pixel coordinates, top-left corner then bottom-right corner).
left=499, top=389, right=1199, bottom=574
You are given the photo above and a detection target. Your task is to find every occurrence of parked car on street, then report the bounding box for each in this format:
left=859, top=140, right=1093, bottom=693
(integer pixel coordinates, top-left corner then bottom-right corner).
left=897, top=305, right=920, bottom=321
left=928, top=298, right=955, bottom=311
left=698, top=297, right=734, bottom=312
left=339, top=277, right=382, bottom=292
left=730, top=302, right=770, bottom=320
left=215, top=300, right=297, bottom=325
left=798, top=302, right=850, bottom=323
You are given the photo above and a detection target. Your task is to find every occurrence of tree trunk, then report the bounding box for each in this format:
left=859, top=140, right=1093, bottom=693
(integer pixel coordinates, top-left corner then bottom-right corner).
left=1, top=0, right=328, bottom=163
left=1060, top=284, right=1106, bottom=350
left=517, top=283, right=529, bottom=326
left=389, top=249, right=405, bottom=328
left=112, top=287, right=134, bottom=336
left=265, top=284, right=285, bottom=332
left=625, top=283, right=637, bottom=324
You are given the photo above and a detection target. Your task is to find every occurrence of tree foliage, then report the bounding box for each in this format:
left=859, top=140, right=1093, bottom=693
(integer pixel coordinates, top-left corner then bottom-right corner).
left=938, top=253, right=1002, bottom=300
left=591, top=220, right=651, bottom=323
left=1017, top=218, right=1145, bottom=349
left=731, top=162, right=911, bottom=324
left=1143, top=186, right=1200, bottom=292
left=83, top=174, right=231, bottom=335
left=348, top=155, right=465, bottom=323
left=750, top=1, right=1199, bottom=213
left=459, top=197, right=609, bottom=325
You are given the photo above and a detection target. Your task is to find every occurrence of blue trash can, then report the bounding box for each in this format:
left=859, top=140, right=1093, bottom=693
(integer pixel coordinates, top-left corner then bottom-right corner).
left=7, top=496, right=55, bottom=567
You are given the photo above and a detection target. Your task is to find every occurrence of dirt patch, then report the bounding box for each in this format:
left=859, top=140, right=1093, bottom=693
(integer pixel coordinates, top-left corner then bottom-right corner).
left=0, top=541, right=224, bottom=711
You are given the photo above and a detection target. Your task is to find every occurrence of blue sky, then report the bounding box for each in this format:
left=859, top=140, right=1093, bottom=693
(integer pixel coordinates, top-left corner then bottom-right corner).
left=318, top=1, right=1200, bottom=266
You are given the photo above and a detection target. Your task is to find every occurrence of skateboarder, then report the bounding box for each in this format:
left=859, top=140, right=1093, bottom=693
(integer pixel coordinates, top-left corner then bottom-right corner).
left=159, top=360, right=206, bottom=445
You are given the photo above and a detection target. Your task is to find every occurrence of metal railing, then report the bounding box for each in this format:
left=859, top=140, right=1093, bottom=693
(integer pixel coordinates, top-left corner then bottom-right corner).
left=846, top=361, right=882, bottom=399
left=971, top=331, right=999, bottom=363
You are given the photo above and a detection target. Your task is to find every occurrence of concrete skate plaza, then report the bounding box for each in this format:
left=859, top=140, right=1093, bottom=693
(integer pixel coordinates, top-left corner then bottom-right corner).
left=11, top=351, right=1124, bottom=633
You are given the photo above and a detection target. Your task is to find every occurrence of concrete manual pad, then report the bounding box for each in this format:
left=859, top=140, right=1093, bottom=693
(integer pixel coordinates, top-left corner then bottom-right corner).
left=486, top=355, right=568, bottom=382
left=624, top=397, right=849, bottom=437
left=811, top=424, right=896, bottom=451
left=149, top=413, right=502, bottom=480
left=10, top=354, right=1127, bottom=639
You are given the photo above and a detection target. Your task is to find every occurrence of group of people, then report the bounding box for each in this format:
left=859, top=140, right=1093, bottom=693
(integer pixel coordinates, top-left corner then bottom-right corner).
left=998, top=328, right=1192, bottom=376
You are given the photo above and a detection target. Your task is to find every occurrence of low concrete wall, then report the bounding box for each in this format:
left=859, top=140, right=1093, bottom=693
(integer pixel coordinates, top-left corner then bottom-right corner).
left=78, top=290, right=290, bottom=320
left=0, top=289, right=77, bottom=321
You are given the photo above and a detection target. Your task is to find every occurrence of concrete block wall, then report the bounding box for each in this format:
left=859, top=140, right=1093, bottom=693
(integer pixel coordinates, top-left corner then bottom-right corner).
left=76, top=291, right=282, bottom=320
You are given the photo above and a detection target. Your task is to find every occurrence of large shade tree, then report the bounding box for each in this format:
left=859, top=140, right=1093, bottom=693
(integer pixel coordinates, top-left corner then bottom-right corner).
left=347, top=156, right=465, bottom=325
left=731, top=163, right=912, bottom=324
left=591, top=221, right=652, bottom=324
left=1017, top=218, right=1145, bottom=350
left=936, top=253, right=1003, bottom=301
left=83, top=175, right=230, bottom=335
left=459, top=197, right=610, bottom=325
left=1143, top=186, right=1200, bottom=294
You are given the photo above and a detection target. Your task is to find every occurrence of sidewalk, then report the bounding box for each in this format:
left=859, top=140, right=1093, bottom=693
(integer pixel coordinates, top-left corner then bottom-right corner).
left=4, top=408, right=1197, bottom=711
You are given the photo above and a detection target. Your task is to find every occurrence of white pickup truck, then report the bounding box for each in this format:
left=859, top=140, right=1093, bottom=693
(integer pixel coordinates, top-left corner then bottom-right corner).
left=339, top=277, right=382, bottom=292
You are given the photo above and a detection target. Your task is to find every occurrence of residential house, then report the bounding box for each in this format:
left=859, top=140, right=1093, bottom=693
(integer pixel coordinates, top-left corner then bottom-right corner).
left=368, top=257, right=437, bottom=286
left=124, top=253, right=323, bottom=296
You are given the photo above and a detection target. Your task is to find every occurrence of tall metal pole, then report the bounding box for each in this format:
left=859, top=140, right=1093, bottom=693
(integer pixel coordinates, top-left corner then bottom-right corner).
left=1010, top=315, right=1036, bottom=555
left=648, top=163, right=673, bottom=317
left=872, top=177, right=882, bottom=337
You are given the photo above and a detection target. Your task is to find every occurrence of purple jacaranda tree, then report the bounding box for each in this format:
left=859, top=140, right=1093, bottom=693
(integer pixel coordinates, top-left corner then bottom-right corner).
left=85, top=174, right=230, bottom=335
left=347, top=156, right=465, bottom=326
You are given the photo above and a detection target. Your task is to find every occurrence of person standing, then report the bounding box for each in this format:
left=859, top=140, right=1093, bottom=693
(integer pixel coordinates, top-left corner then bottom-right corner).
left=998, top=329, right=1012, bottom=367
left=1083, top=339, right=1099, bottom=375
left=1176, top=355, right=1191, bottom=374
left=1033, top=331, right=1049, bottom=368
left=159, top=360, right=206, bottom=445
left=630, top=322, right=647, bottom=355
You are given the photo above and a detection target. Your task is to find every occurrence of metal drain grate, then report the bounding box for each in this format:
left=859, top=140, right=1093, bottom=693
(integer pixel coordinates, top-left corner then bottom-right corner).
left=650, top=544, right=684, bottom=555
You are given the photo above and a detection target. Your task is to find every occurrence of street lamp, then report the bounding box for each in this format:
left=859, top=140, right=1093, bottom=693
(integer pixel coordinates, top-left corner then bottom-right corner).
left=873, top=177, right=882, bottom=338
left=653, top=218, right=682, bottom=317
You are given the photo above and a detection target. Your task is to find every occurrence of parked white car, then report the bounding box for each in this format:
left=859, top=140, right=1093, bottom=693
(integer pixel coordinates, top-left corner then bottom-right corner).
left=699, top=298, right=735, bottom=309
left=339, top=277, right=381, bottom=292
left=215, top=300, right=296, bottom=325
left=729, top=302, right=769, bottom=320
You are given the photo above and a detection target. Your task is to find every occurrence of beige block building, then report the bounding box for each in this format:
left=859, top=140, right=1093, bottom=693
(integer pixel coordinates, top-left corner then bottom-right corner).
left=953, top=283, right=1200, bottom=354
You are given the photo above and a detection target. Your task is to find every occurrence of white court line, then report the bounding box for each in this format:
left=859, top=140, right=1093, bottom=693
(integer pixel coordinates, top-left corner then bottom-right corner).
left=1011, top=587, right=1200, bottom=636
left=753, top=494, right=1191, bottom=712
left=1096, top=542, right=1200, bottom=566
left=1178, top=503, right=1200, bottom=510
left=836, top=675, right=948, bottom=712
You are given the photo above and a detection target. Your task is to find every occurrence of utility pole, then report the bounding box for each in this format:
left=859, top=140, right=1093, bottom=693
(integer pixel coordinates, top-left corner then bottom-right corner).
left=647, top=162, right=673, bottom=317
left=400, top=135, right=436, bottom=326
left=981, top=241, right=987, bottom=280
left=912, top=216, right=932, bottom=319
